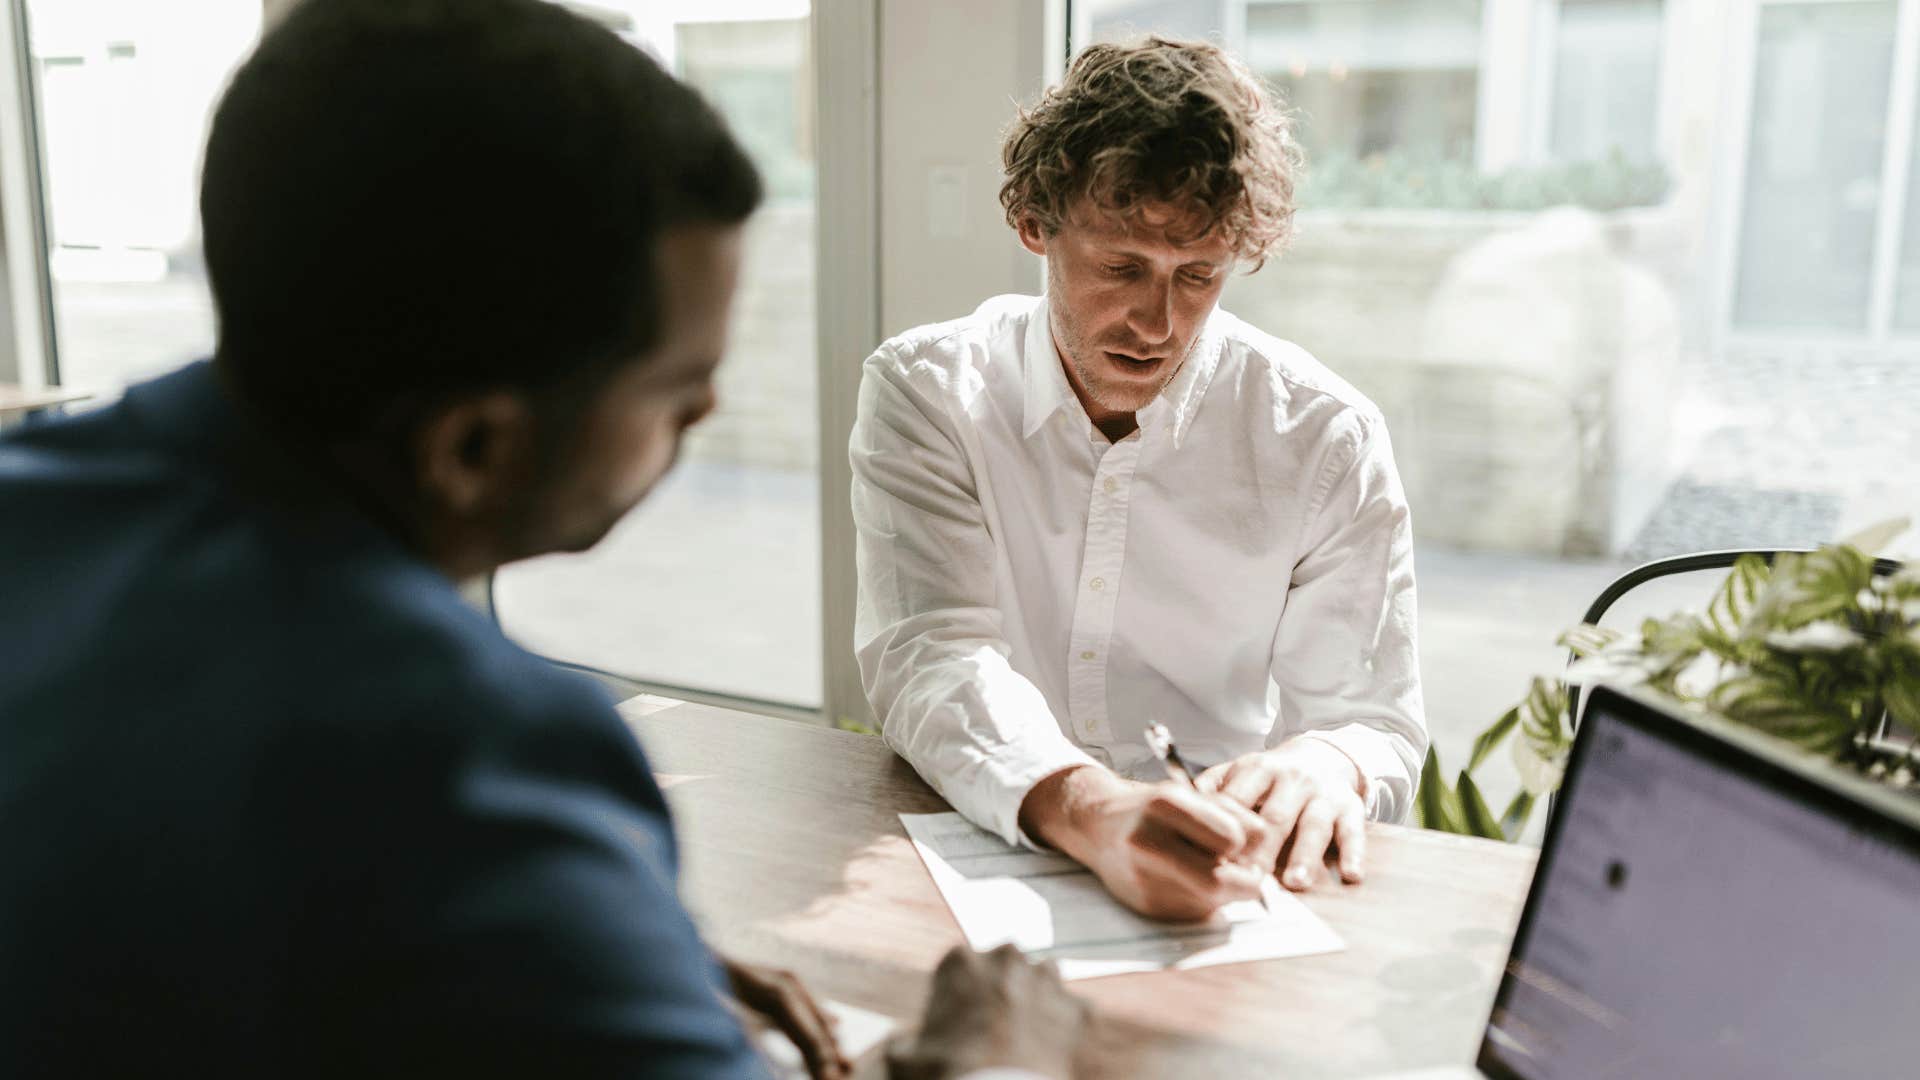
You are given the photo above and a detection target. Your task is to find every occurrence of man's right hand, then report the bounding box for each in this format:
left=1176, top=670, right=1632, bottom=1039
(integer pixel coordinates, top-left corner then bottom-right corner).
left=1017, top=765, right=1272, bottom=921
left=888, top=944, right=1086, bottom=1080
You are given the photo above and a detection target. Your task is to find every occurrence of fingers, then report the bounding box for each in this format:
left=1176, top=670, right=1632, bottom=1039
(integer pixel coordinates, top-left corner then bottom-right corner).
left=908, top=943, right=1085, bottom=1078
left=1142, top=785, right=1270, bottom=861
left=1194, top=761, right=1229, bottom=794
left=1129, top=818, right=1268, bottom=916
left=1250, top=778, right=1310, bottom=871
left=773, top=971, right=850, bottom=1080
left=1217, top=759, right=1277, bottom=812
left=1281, top=799, right=1338, bottom=891
left=1332, top=799, right=1367, bottom=883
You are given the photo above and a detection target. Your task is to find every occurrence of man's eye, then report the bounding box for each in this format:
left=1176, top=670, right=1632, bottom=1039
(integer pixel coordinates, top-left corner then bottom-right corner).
left=1183, top=270, right=1217, bottom=285
left=1103, top=263, right=1136, bottom=276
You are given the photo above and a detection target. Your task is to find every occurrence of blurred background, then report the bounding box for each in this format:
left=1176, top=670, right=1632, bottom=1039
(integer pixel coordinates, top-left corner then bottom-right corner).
left=8, top=0, right=1918, bottom=818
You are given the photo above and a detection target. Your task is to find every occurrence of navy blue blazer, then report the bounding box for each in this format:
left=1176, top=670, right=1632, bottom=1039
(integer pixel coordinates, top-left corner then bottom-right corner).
left=0, top=362, right=767, bottom=1077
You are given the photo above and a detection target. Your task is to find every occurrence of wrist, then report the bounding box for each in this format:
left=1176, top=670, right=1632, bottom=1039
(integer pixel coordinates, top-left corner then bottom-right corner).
left=1017, top=764, right=1130, bottom=861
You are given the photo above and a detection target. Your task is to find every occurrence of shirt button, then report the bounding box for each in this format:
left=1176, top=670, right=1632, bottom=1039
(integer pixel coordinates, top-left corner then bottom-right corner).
left=1088, top=577, right=1105, bottom=591
left=1080, top=650, right=1096, bottom=661
left=1102, top=477, right=1118, bottom=494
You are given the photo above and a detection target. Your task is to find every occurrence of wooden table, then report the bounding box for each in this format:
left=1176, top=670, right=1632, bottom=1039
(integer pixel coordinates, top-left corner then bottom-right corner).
left=622, top=699, right=1539, bottom=1079
left=0, top=383, right=91, bottom=422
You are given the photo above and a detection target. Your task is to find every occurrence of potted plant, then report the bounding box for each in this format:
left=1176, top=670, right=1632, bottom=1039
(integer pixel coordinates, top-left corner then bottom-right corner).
left=1419, top=519, right=1920, bottom=841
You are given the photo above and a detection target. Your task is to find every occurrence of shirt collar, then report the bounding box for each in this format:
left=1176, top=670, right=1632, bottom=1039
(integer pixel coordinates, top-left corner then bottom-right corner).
left=127, top=359, right=415, bottom=559
left=1150, top=311, right=1224, bottom=450
left=1019, top=294, right=1225, bottom=450
left=1021, top=295, right=1079, bottom=440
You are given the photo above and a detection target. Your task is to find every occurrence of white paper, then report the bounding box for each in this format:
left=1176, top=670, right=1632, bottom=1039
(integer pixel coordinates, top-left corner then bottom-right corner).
left=900, top=811, right=1345, bottom=980
left=758, top=999, right=896, bottom=1078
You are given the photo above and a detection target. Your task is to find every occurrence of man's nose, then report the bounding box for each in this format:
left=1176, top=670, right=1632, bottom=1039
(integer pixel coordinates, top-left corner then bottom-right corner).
left=1125, top=279, right=1174, bottom=344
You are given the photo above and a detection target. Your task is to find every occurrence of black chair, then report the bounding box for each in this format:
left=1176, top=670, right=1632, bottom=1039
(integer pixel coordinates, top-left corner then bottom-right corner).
left=1546, top=548, right=1906, bottom=824
left=1570, top=548, right=1905, bottom=674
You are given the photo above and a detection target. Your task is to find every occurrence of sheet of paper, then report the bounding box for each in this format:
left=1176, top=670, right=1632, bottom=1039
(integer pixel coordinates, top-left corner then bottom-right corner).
left=758, top=999, right=896, bottom=1078
left=900, top=811, right=1345, bottom=980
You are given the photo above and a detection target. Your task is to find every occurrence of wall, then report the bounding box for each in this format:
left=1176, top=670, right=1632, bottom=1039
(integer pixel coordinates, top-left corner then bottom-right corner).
left=875, top=0, right=1054, bottom=338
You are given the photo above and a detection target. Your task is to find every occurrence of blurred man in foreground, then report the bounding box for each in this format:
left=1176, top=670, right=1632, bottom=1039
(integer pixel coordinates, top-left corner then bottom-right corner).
left=0, top=1, right=1079, bottom=1076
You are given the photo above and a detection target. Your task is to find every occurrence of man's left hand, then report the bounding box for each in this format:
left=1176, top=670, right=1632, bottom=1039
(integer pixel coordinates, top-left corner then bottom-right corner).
left=1196, top=739, right=1367, bottom=891
left=722, top=955, right=851, bottom=1080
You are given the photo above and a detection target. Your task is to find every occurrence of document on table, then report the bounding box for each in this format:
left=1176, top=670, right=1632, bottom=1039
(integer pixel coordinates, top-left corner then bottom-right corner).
left=757, top=999, right=896, bottom=1078
left=900, top=811, right=1345, bottom=980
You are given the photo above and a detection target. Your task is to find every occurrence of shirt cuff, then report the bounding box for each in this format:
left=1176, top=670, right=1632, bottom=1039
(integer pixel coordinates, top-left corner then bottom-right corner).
left=1294, top=724, right=1407, bottom=820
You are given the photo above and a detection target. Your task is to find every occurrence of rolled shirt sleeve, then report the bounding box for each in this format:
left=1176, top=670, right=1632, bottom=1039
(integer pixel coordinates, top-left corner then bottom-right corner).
left=1268, top=415, right=1428, bottom=822
left=850, top=351, right=1097, bottom=847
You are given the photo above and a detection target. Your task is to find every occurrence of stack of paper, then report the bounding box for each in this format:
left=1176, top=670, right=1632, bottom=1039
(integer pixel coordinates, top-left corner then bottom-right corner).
left=757, top=1000, right=896, bottom=1078
left=900, top=811, right=1345, bottom=980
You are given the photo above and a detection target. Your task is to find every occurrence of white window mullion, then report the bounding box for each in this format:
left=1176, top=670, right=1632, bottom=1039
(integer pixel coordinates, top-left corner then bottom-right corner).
left=1867, top=0, right=1920, bottom=340
left=1477, top=0, right=1539, bottom=172
left=1708, top=0, right=1762, bottom=355
left=0, top=0, right=55, bottom=389
left=1524, top=0, right=1561, bottom=163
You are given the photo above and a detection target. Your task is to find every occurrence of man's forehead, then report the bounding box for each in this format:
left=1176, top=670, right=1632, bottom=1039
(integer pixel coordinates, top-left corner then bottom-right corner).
left=1069, top=198, right=1228, bottom=258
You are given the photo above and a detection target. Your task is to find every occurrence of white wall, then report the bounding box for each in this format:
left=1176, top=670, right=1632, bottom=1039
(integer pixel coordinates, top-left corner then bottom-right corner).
left=875, top=0, right=1056, bottom=336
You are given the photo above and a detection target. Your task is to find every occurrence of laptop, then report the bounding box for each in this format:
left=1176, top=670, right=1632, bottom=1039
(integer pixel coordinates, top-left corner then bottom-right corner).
left=1390, top=683, right=1920, bottom=1079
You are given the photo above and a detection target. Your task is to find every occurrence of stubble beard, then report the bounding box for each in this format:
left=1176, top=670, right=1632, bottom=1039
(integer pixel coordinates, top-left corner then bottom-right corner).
left=1048, top=267, right=1181, bottom=417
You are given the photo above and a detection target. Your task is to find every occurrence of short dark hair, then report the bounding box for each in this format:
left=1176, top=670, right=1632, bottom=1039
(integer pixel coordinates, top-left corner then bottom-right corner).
left=201, top=0, right=762, bottom=440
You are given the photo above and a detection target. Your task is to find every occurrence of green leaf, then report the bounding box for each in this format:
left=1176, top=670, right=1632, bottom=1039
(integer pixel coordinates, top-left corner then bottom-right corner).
left=1559, top=623, right=1623, bottom=660
left=1765, top=546, right=1871, bottom=629
left=1709, top=674, right=1855, bottom=753
left=1416, top=745, right=1466, bottom=834
left=1468, top=705, right=1521, bottom=772
left=1518, top=677, right=1572, bottom=753
left=1706, top=554, right=1771, bottom=640
left=1839, top=517, right=1910, bottom=557
left=1885, top=672, right=1920, bottom=734
left=1456, top=770, right=1504, bottom=840
left=1499, top=790, right=1537, bottom=842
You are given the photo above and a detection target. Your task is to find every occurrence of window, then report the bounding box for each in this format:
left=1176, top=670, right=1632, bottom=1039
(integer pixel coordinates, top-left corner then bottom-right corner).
left=1889, top=39, right=1920, bottom=335
left=1243, top=0, right=1483, bottom=164
left=12, top=0, right=822, bottom=710
left=1731, top=0, right=1899, bottom=333
left=1548, top=0, right=1664, bottom=164
left=493, top=1, right=822, bottom=709
left=24, top=0, right=258, bottom=390
left=1082, top=0, right=1920, bottom=821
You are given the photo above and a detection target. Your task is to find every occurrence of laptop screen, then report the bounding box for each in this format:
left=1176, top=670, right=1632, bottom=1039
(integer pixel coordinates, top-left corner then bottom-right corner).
left=1480, top=692, right=1920, bottom=1079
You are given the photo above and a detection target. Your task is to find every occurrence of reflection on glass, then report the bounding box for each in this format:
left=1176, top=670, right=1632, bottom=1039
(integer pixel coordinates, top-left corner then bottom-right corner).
left=1550, top=0, right=1663, bottom=163
left=1243, top=0, right=1481, bottom=164
left=1077, top=0, right=1919, bottom=828
left=1731, top=1, right=1897, bottom=333
left=495, top=2, right=822, bottom=708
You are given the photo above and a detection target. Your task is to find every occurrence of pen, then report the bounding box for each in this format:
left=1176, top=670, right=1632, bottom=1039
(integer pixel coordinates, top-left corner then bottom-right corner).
left=1148, top=723, right=1268, bottom=890
left=1145, top=722, right=1200, bottom=788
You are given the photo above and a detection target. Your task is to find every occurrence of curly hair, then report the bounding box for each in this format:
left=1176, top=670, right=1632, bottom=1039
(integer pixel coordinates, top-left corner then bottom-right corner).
left=1000, top=36, right=1302, bottom=265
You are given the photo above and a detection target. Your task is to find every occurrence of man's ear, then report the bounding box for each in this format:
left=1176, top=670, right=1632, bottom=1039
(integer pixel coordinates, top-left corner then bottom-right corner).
left=1015, top=214, right=1050, bottom=257
left=414, top=391, right=536, bottom=516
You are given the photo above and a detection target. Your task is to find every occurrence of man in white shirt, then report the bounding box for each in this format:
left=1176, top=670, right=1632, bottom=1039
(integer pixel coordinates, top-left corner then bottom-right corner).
left=852, top=37, right=1427, bottom=921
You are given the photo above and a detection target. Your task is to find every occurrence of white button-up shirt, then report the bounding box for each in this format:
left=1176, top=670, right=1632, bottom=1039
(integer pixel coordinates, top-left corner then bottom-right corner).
left=851, top=293, right=1426, bottom=847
